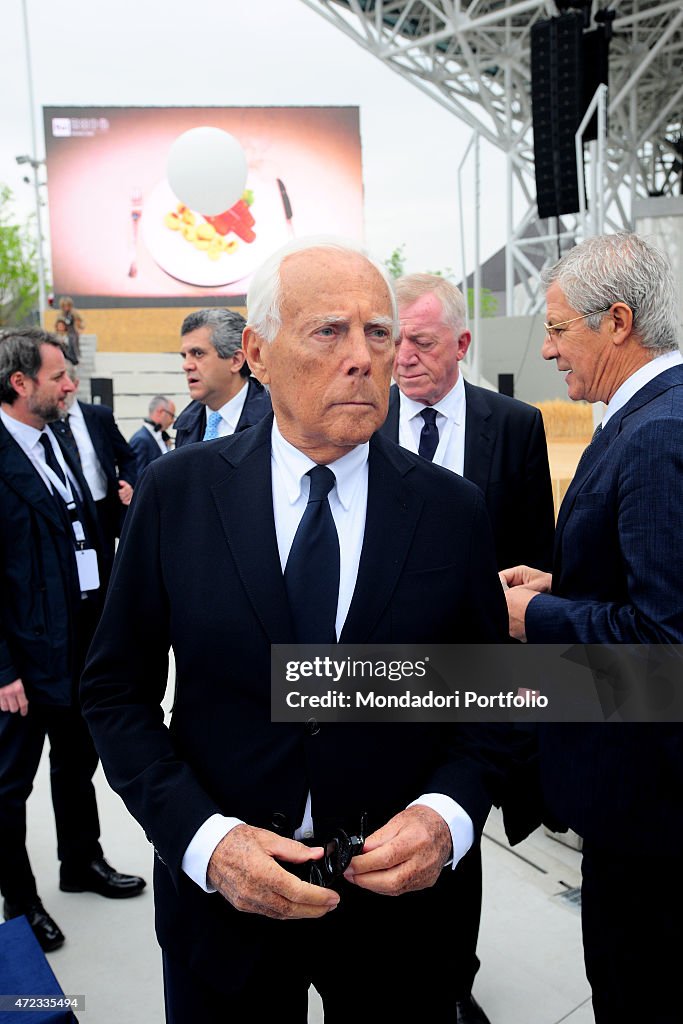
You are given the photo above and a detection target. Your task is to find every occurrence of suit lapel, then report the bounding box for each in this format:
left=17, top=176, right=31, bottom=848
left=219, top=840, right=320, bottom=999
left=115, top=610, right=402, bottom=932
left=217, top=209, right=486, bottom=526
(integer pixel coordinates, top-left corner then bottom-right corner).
left=462, top=381, right=495, bottom=494
left=553, top=365, right=683, bottom=561
left=210, top=416, right=293, bottom=643
left=0, top=421, right=67, bottom=534
left=340, top=435, right=423, bottom=642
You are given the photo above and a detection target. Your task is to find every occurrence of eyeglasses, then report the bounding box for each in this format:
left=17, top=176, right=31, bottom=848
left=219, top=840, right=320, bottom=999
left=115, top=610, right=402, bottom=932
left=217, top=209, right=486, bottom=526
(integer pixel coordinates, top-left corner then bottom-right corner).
left=543, top=308, right=611, bottom=337
left=273, top=812, right=367, bottom=889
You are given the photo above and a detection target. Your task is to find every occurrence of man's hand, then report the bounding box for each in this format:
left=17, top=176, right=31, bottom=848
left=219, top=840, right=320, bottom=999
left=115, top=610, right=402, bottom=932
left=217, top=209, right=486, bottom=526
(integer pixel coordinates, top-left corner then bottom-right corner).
left=0, top=679, right=28, bottom=716
left=118, top=480, right=133, bottom=506
left=499, top=565, right=551, bottom=642
left=343, top=805, right=451, bottom=896
left=207, top=824, right=340, bottom=920
left=499, top=565, right=552, bottom=592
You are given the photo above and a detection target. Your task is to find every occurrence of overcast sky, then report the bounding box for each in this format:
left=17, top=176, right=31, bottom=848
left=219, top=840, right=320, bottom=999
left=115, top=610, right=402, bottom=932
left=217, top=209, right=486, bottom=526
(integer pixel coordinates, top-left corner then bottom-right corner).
left=2, top=0, right=509, bottom=280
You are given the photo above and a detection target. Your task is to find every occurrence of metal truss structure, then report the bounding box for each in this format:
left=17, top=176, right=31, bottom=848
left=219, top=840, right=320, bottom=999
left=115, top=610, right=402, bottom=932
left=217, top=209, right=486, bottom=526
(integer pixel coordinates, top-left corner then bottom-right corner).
left=301, top=0, right=683, bottom=312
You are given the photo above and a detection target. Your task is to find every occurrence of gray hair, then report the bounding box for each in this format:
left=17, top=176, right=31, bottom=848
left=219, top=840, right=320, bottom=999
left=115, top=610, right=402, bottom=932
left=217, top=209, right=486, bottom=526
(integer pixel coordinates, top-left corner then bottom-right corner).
left=395, top=273, right=467, bottom=334
left=0, top=328, right=66, bottom=405
left=149, top=394, right=172, bottom=416
left=246, top=236, right=398, bottom=343
left=542, top=232, right=680, bottom=352
left=181, top=307, right=246, bottom=354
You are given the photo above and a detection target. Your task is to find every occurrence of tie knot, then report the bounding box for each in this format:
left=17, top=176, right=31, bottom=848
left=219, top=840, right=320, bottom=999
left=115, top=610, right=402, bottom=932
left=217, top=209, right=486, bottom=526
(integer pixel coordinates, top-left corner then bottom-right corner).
left=203, top=410, right=223, bottom=441
left=420, top=408, right=438, bottom=427
left=307, top=465, right=335, bottom=502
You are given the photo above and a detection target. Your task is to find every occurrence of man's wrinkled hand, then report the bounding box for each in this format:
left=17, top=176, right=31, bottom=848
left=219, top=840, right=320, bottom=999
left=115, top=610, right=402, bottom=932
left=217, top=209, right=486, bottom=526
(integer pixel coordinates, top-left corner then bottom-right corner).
left=0, top=679, right=28, bottom=716
left=343, top=805, right=451, bottom=896
left=207, top=824, right=340, bottom=920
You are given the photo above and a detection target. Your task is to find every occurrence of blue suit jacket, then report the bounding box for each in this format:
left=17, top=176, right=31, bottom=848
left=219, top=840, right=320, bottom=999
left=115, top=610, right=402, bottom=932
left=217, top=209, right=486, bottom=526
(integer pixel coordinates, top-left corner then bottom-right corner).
left=129, top=423, right=165, bottom=476
left=524, top=363, right=683, bottom=853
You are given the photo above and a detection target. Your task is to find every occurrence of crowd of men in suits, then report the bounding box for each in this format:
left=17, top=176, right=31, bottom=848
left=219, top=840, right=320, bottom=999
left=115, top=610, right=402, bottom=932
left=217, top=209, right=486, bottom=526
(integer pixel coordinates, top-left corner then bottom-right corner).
left=1, top=229, right=681, bottom=1024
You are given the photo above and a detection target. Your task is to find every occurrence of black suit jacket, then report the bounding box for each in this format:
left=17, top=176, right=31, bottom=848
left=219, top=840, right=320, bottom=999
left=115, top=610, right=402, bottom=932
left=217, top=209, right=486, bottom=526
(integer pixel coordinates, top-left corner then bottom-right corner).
left=379, top=382, right=555, bottom=570
left=0, top=417, right=102, bottom=704
left=81, top=415, right=512, bottom=984
left=174, top=378, right=271, bottom=449
left=51, top=401, right=137, bottom=553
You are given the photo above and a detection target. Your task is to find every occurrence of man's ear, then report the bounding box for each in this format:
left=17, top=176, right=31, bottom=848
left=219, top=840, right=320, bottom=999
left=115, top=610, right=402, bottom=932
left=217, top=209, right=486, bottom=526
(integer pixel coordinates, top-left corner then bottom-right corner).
left=8, top=371, right=28, bottom=399
left=230, top=349, right=247, bottom=374
left=243, top=327, right=270, bottom=385
left=609, top=302, right=634, bottom=346
left=456, top=329, right=472, bottom=362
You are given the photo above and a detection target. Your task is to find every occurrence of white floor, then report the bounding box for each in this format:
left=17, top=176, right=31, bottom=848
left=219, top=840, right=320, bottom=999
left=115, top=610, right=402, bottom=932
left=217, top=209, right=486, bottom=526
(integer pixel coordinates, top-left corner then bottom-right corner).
left=12, top=746, right=592, bottom=1024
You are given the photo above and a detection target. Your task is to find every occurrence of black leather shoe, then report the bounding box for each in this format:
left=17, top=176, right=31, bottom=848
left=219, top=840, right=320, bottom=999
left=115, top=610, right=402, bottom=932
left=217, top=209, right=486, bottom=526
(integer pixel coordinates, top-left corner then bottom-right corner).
left=3, top=898, right=65, bottom=952
left=59, top=856, right=146, bottom=899
left=455, top=994, right=492, bottom=1024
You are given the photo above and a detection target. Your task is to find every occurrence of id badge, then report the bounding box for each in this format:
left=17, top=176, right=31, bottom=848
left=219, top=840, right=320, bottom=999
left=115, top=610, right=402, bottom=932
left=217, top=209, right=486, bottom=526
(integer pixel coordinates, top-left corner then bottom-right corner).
left=75, top=548, right=100, bottom=592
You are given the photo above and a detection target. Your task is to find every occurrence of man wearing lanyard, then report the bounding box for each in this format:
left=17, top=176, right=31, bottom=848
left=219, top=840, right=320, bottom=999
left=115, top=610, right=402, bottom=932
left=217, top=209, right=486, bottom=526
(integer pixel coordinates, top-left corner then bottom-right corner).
left=0, top=328, right=145, bottom=953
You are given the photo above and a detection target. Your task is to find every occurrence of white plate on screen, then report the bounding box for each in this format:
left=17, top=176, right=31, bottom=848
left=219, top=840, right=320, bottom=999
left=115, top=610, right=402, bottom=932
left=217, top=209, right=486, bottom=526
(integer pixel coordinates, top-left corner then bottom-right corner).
left=141, top=176, right=290, bottom=287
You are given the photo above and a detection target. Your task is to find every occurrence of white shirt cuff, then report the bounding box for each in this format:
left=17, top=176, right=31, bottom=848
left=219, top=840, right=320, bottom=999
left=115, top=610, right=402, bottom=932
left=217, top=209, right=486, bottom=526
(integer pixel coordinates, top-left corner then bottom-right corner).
left=409, top=793, right=474, bottom=869
left=181, top=814, right=245, bottom=892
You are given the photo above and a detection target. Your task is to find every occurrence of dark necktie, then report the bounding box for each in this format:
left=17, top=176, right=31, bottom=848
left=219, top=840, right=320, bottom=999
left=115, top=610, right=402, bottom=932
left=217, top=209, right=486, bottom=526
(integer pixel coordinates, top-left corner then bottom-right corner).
left=575, top=422, right=603, bottom=475
left=60, top=415, right=82, bottom=468
left=284, top=465, right=340, bottom=643
left=39, top=432, right=66, bottom=485
left=418, top=408, right=439, bottom=461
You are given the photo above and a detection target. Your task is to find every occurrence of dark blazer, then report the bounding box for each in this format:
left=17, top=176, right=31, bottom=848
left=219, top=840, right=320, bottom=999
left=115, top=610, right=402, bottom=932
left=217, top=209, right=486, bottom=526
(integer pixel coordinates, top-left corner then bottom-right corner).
left=129, top=423, right=166, bottom=476
left=51, top=401, right=137, bottom=550
left=81, top=415, right=511, bottom=985
left=173, top=378, right=272, bottom=449
left=379, top=381, right=555, bottom=570
left=0, top=418, right=102, bottom=705
left=524, top=364, right=683, bottom=854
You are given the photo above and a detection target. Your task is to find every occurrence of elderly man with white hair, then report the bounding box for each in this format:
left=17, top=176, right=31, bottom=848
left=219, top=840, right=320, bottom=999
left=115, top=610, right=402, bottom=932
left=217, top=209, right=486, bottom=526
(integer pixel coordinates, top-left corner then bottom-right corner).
left=81, top=237, right=511, bottom=1022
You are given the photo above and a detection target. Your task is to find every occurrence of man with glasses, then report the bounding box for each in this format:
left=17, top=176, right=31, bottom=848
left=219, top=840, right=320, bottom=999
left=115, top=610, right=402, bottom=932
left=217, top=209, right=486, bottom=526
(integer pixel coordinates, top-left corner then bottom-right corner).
left=129, top=395, right=177, bottom=476
left=502, top=232, right=683, bottom=1023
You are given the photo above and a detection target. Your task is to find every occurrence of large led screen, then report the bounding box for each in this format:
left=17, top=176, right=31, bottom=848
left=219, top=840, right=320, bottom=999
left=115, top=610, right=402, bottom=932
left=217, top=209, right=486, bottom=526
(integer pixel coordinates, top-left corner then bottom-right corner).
left=44, top=106, right=364, bottom=305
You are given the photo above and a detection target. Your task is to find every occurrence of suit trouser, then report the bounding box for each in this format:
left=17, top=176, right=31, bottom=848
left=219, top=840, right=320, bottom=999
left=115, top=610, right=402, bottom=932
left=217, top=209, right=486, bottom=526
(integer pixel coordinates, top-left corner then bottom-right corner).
left=0, top=702, right=102, bottom=904
left=161, top=864, right=470, bottom=1024
left=581, top=845, right=683, bottom=1024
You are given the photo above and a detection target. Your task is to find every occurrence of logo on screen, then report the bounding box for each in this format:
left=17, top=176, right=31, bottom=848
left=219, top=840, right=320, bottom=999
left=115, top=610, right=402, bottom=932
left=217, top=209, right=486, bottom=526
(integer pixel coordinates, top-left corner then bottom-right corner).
left=52, top=118, right=72, bottom=137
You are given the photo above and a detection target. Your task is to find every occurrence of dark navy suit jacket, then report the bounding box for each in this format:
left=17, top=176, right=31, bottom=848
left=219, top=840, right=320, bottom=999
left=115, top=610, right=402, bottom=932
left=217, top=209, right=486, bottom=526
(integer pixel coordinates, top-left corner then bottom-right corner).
left=129, top=423, right=166, bottom=477
left=81, top=415, right=514, bottom=986
left=525, top=363, right=683, bottom=854
left=379, top=381, right=555, bottom=571
left=174, top=378, right=271, bottom=449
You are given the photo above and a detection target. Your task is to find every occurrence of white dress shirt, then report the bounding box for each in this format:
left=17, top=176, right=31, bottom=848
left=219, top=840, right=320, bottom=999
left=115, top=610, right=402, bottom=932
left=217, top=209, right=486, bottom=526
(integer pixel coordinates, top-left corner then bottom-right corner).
left=397, top=373, right=466, bottom=475
left=602, top=349, right=683, bottom=427
left=209, top=381, right=249, bottom=438
left=182, top=419, right=474, bottom=891
left=0, top=408, right=80, bottom=499
left=67, top=400, right=108, bottom=500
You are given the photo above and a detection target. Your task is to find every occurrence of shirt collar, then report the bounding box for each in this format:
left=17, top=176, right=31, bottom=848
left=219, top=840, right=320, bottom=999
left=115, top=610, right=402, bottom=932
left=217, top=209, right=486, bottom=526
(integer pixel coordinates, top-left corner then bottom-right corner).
left=398, top=372, right=465, bottom=425
left=215, top=380, right=248, bottom=432
left=271, top=418, right=369, bottom=511
left=603, top=349, right=683, bottom=426
left=66, top=399, right=83, bottom=422
left=0, top=406, right=44, bottom=448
